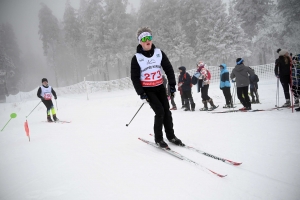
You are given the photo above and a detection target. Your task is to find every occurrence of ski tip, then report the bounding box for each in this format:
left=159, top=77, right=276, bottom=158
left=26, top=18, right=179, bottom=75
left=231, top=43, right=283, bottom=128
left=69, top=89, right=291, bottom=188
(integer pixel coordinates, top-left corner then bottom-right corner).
left=226, top=159, right=242, bottom=166
left=208, top=169, right=227, bottom=178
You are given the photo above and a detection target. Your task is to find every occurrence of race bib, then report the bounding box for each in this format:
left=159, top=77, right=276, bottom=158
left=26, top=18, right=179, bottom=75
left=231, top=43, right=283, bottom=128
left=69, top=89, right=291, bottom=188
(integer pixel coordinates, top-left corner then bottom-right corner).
left=43, top=93, right=52, bottom=100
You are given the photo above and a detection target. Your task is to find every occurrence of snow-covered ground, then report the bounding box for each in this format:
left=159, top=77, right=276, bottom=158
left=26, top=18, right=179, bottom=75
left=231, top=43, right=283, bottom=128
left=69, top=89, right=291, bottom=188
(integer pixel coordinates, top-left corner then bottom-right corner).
left=0, top=79, right=299, bottom=200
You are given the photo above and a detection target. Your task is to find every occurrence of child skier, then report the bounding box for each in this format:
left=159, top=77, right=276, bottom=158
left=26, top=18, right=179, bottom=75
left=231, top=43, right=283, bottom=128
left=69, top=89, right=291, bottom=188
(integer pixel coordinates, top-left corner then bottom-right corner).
left=37, top=78, right=59, bottom=122
left=249, top=68, right=260, bottom=103
left=197, top=61, right=217, bottom=111
left=219, top=64, right=233, bottom=108
left=178, top=66, right=195, bottom=111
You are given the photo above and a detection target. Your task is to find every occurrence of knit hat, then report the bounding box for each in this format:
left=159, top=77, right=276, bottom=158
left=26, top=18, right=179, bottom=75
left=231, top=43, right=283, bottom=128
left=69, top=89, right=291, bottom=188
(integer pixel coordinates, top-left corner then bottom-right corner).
left=276, top=48, right=281, bottom=54
left=42, top=78, right=48, bottom=83
left=236, top=58, right=244, bottom=65
left=178, top=66, right=186, bottom=72
left=279, top=49, right=288, bottom=56
left=197, top=61, right=205, bottom=67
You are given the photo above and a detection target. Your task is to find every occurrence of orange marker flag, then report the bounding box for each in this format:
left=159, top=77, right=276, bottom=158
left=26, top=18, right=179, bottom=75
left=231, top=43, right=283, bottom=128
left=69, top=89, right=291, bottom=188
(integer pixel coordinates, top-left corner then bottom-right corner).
left=24, top=120, right=30, bottom=142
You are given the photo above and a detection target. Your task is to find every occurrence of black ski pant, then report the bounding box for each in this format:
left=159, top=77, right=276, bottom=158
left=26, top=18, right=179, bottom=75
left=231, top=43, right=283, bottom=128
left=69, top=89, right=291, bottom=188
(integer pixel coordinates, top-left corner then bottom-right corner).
left=280, top=75, right=291, bottom=100
left=237, top=86, right=251, bottom=108
left=170, top=95, right=177, bottom=107
left=201, top=84, right=210, bottom=101
left=250, top=88, right=259, bottom=101
left=42, top=100, right=54, bottom=115
left=222, top=87, right=232, bottom=105
left=144, top=85, right=176, bottom=142
left=182, top=90, right=195, bottom=110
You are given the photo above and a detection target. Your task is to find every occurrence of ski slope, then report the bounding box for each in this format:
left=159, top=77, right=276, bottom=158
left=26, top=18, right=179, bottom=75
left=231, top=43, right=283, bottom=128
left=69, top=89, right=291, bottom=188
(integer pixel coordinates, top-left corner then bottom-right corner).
left=0, top=80, right=299, bottom=200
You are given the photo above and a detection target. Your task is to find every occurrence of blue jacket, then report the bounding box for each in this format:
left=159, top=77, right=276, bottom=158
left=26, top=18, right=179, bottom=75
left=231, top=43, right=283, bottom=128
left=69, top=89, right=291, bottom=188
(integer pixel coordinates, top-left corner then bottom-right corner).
left=220, top=64, right=231, bottom=89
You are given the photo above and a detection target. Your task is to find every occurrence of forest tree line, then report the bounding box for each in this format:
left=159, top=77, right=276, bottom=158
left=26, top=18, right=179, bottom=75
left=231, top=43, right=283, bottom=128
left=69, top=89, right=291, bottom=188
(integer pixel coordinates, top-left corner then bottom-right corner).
left=0, top=0, right=299, bottom=93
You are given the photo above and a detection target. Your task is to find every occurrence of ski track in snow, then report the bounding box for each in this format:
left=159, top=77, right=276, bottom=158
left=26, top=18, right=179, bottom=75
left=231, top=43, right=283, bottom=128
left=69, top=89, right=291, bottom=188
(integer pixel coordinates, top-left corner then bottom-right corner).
left=0, top=80, right=300, bottom=200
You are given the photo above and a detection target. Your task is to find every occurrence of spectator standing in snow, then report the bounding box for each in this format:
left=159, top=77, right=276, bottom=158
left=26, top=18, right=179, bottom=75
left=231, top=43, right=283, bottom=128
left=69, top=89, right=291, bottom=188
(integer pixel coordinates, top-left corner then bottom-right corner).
left=197, top=61, right=217, bottom=111
left=178, top=66, right=195, bottom=111
left=219, top=63, right=233, bottom=108
left=130, top=27, right=183, bottom=148
left=274, top=49, right=293, bottom=107
left=249, top=68, right=260, bottom=103
left=230, top=58, right=254, bottom=110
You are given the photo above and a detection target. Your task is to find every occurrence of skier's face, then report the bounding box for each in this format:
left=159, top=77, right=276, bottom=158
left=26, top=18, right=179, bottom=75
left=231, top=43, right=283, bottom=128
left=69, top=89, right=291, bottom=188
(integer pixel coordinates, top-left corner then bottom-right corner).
left=140, top=37, right=152, bottom=51
left=42, top=81, right=48, bottom=86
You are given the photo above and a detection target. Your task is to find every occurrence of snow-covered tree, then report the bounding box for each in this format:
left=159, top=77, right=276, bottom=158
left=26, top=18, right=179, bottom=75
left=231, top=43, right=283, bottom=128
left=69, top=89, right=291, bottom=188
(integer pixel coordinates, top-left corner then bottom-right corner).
left=233, top=0, right=274, bottom=39
left=63, top=0, right=82, bottom=83
left=38, top=3, right=60, bottom=86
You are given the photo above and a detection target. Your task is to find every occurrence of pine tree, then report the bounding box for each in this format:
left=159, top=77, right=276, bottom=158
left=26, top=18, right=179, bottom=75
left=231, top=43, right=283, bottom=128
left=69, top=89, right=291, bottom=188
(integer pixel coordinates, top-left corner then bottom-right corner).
left=233, top=0, right=274, bottom=39
left=63, top=0, right=82, bottom=83
left=38, top=3, right=60, bottom=86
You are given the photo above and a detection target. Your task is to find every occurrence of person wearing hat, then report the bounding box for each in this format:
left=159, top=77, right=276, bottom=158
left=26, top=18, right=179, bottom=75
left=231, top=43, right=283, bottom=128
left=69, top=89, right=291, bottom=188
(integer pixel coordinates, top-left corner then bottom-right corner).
left=274, top=49, right=293, bottom=107
left=178, top=66, right=195, bottom=111
left=219, top=63, right=233, bottom=108
left=230, top=58, right=254, bottom=110
left=249, top=67, right=260, bottom=103
left=37, top=78, right=58, bottom=122
left=130, top=27, right=183, bottom=148
left=196, top=61, right=217, bottom=111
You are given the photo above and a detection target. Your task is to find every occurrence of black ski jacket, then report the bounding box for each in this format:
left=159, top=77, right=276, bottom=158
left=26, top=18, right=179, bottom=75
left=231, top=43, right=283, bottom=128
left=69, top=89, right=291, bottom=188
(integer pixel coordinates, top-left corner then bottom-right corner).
left=131, top=44, right=176, bottom=95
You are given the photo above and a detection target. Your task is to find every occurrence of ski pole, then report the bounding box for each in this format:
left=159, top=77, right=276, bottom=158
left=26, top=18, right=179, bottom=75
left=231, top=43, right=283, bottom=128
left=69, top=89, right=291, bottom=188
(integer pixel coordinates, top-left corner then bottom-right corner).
left=254, top=85, right=259, bottom=103
left=126, top=103, right=144, bottom=127
left=26, top=101, right=42, bottom=118
left=55, top=99, right=58, bottom=111
left=276, top=78, right=279, bottom=107
left=233, top=82, right=236, bottom=105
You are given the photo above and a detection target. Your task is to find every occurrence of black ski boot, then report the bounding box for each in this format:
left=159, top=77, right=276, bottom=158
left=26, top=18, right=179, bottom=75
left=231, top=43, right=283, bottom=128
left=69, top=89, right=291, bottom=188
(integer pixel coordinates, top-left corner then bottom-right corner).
left=169, top=137, right=184, bottom=146
left=184, top=99, right=190, bottom=111
left=53, top=114, right=59, bottom=122
left=155, top=140, right=168, bottom=148
left=47, top=115, right=53, bottom=122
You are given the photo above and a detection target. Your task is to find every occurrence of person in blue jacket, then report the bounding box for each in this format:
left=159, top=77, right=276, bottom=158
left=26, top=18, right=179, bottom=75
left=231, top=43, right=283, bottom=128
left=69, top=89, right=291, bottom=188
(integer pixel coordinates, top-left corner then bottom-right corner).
left=219, top=64, right=233, bottom=108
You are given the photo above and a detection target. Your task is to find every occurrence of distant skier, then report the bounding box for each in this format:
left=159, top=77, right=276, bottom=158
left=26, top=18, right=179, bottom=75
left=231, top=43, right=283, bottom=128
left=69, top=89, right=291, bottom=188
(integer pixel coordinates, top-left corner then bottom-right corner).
left=130, top=27, right=184, bottom=148
left=249, top=67, right=260, bottom=103
left=197, top=61, right=217, bottom=111
left=219, top=64, right=233, bottom=108
left=37, top=78, right=59, bottom=122
left=230, top=58, right=254, bottom=110
left=178, top=66, right=195, bottom=111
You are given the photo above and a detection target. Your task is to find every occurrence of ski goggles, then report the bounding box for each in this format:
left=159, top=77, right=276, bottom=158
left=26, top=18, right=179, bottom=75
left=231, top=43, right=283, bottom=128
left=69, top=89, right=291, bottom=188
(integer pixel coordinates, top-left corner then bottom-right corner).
left=140, top=36, right=152, bottom=42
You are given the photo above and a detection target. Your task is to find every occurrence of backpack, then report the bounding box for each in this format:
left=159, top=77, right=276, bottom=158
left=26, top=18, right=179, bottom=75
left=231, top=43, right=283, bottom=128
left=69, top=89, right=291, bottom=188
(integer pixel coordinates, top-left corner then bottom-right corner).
left=180, top=73, right=193, bottom=88
left=192, top=72, right=200, bottom=85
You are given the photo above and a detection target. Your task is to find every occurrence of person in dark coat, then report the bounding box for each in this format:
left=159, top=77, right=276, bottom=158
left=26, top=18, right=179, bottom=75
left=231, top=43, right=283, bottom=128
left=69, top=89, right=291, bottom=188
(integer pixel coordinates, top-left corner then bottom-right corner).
left=178, top=66, right=195, bottom=111
left=274, top=49, right=292, bottom=107
left=249, top=68, right=260, bottom=103
left=230, top=58, right=254, bottom=110
left=130, top=27, right=183, bottom=148
left=37, top=78, right=58, bottom=122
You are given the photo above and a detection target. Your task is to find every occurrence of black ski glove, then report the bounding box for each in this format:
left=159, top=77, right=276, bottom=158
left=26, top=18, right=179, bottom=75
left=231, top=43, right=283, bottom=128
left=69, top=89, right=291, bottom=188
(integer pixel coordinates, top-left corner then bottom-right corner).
left=140, top=93, right=149, bottom=102
left=170, top=85, right=176, bottom=97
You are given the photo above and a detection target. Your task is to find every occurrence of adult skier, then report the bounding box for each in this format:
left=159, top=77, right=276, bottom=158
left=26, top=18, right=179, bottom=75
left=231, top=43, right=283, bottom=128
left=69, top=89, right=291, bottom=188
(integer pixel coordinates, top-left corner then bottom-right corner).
left=130, top=27, right=183, bottom=148
left=274, top=49, right=293, bottom=107
left=230, top=58, right=254, bottom=110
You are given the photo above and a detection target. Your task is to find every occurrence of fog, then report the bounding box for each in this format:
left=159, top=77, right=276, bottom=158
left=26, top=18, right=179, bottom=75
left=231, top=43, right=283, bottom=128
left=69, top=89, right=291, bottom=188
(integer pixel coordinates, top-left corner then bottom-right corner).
left=0, top=0, right=299, bottom=99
